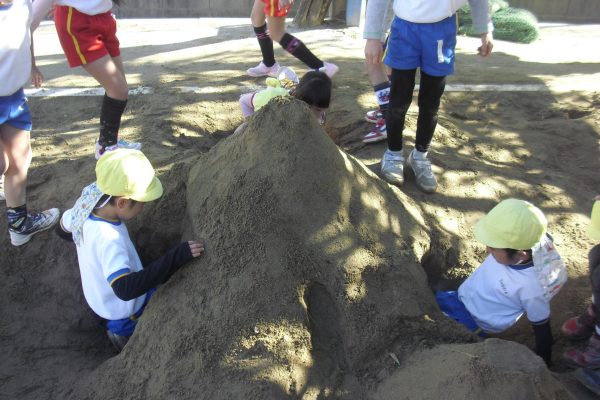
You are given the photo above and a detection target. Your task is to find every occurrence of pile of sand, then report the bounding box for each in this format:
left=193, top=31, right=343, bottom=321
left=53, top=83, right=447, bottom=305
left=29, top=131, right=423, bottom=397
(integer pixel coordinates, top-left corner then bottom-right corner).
left=50, top=99, right=570, bottom=399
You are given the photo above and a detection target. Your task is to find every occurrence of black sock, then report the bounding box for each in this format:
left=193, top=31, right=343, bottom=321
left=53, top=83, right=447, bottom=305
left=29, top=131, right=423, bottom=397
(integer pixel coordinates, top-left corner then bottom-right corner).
left=254, top=24, right=276, bottom=67
left=6, top=204, right=27, bottom=230
left=99, top=94, right=127, bottom=148
left=279, top=33, right=323, bottom=70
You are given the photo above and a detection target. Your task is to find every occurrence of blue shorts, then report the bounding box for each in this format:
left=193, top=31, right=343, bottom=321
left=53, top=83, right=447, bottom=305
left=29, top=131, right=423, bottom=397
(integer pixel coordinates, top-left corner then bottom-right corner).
left=435, top=290, right=486, bottom=337
left=0, top=89, right=32, bottom=131
left=384, top=16, right=457, bottom=77
left=105, top=288, right=156, bottom=337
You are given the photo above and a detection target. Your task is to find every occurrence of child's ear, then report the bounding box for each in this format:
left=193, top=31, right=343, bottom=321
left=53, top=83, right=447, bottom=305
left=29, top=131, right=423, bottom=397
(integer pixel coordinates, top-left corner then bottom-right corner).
left=116, top=197, right=128, bottom=209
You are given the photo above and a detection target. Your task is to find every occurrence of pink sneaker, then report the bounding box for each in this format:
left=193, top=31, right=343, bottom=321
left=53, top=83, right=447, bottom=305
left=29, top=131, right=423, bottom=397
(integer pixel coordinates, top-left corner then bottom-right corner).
left=318, top=62, right=339, bottom=78
left=365, top=109, right=384, bottom=123
left=246, top=61, right=280, bottom=77
left=362, top=119, right=387, bottom=143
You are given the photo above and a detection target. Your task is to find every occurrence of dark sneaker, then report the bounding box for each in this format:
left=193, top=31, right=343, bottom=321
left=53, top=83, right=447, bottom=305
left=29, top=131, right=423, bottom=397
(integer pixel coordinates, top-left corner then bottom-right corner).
left=575, top=368, right=600, bottom=396
left=9, top=208, right=60, bottom=246
left=564, top=333, right=600, bottom=369
left=107, top=330, right=129, bottom=352
left=562, top=305, right=597, bottom=340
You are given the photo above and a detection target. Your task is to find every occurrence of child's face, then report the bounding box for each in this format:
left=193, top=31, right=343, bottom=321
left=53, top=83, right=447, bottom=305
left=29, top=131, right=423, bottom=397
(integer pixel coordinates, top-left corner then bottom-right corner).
left=486, top=246, right=523, bottom=266
left=116, top=198, right=145, bottom=221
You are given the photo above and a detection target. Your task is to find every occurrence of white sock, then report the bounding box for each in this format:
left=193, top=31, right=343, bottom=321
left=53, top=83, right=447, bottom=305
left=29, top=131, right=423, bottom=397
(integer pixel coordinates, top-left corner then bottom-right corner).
left=412, top=149, right=428, bottom=160
left=385, top=149, right=403, bottom=159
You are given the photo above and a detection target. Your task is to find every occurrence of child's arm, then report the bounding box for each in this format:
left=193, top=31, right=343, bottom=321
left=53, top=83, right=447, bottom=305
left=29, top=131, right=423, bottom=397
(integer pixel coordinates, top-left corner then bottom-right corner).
left=532, top=320, right=553, bottom=365
left=31, top=0, right=55, bottom=32
left=110, top=241, right=204, bottom=301
left=30, top=36, right=43, bottom=88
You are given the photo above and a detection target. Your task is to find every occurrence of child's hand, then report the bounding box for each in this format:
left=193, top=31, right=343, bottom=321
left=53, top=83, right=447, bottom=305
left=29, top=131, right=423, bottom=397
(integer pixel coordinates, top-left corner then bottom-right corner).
left=31, top=65, right=44, bottom=88
left=188, top=240, right=204, bottom=258
left=594, top=195, right=600, bottom=201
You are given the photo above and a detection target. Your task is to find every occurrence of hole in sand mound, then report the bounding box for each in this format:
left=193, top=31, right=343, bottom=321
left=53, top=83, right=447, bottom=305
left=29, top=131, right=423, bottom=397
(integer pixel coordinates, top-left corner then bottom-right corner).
left=303, top=282, right=348, bottom=382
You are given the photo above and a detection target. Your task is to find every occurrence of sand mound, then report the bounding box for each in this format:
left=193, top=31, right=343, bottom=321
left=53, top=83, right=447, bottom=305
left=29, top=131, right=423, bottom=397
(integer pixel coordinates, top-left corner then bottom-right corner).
left=58, top=99, right=571, bottom=399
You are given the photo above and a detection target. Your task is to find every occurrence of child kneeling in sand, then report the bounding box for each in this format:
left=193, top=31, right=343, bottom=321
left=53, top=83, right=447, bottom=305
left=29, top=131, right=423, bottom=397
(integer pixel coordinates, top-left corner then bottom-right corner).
left=58, top=149, right=203, bottom=351
left=239, top=68, right=331, bottom=125
left=435, top=199, right=567, bottom=365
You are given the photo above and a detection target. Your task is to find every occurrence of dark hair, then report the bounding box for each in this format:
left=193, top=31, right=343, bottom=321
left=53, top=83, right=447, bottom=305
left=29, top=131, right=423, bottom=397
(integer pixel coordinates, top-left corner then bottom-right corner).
left=293, top=71, right=331, bottom=109
left=504, top=248, right=533, bottom=262
left=94, top=195, right=137, bottom=208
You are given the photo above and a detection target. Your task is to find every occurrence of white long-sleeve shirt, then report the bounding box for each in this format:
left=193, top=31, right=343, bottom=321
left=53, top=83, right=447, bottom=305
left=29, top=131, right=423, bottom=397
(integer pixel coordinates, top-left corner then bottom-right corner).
left=0, top=0, right=32, bottom=96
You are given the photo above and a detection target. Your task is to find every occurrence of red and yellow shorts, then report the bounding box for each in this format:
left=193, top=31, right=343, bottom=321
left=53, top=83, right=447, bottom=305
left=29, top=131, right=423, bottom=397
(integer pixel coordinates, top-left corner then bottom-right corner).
left=54, top=6, right=120, bottom=68
left=262, top=0, right=294, bottom=17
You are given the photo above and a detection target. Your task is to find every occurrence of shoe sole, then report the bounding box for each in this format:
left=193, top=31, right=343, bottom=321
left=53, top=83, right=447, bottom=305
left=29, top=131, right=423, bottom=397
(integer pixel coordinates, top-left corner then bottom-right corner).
left=364, top=117, right=379, bottom=123
left=363, top=135, right=388, bottom=144
left=10, top=212, right=60, bottom=246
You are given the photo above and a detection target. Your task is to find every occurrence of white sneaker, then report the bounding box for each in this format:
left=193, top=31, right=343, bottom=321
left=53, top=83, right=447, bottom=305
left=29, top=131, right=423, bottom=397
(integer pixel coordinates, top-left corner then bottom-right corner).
left=381, top=149, right=404, bottom=186
left=95, top=139, right=142, bottom=160
left=247, top=61, right=281, bottom=77
left=318, top=62, right=339, bottom=78
left=407, top=149, right=438, bottom=193
left=363, top=119, right=387, bottom=144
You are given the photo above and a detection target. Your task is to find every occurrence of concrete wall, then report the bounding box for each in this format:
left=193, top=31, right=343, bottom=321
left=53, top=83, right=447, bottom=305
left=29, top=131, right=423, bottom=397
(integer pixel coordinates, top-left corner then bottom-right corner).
left=116, top=0, right=600, bottom=22
left=117, top=0, right=255, bottom=18
left=510, top=0, right=600, bottom=22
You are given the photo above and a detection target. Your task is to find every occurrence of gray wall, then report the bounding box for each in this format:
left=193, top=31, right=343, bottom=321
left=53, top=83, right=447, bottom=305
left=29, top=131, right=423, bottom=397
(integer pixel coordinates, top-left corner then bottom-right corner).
left=116, top=0, right=600, bottom=22
left=117, top=0, right=255, bottom=18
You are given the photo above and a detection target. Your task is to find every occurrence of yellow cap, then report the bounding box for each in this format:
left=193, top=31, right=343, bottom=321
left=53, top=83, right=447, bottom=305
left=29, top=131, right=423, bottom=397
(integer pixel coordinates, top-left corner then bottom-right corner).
left=587, top=201, right=600, bottom=240
left=474, top=198, right=547, bottom=250
left=96, top=149, right=163, bottom=202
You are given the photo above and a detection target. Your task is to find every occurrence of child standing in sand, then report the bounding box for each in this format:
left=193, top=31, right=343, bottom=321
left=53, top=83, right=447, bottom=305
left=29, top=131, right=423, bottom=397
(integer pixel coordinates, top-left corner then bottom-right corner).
left=240, top=69, right=332, bottom=125
left=31, top=0, right=140, bottom=159
left=561, top=198, right=600, bottom=394
left=246, top=0, right=338, bottom=78
left=58, top=149, right=204, bottom=351
left=1, top=0, right=60, bottom=246
left=435, top=199, right=567, bottom=365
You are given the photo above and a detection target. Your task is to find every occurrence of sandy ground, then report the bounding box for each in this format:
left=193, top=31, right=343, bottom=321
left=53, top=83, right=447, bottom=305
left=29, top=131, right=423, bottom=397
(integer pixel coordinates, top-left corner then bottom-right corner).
left=1, top=18, right=599, bottom=399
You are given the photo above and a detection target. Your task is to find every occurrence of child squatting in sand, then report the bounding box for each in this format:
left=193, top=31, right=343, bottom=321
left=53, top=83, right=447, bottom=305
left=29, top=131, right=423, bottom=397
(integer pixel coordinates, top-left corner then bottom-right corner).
left=58, top=149, right=203, bottom=351
left=435, top=199, right=567, bottom=365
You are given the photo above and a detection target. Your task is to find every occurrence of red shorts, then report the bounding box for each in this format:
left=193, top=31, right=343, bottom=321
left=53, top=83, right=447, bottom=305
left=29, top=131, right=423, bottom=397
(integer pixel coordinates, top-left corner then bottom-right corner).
left=54, top=6, right=120, bottom=68
left=262, top=0, right=294, bottom=17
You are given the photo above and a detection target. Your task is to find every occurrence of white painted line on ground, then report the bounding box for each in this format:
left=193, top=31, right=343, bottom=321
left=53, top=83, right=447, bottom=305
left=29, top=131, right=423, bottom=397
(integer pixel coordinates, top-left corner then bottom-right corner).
left=25, top=86, right=153, bottom=97
left=24, top=84, right=570, bottom=97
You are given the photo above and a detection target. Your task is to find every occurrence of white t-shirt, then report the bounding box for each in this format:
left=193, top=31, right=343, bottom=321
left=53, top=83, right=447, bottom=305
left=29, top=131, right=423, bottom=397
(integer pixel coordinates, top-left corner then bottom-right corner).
left=0, top=0, right=32, bottom=96
left=458, top=254, right=550, bottom=333
left=62, top=209, right=146, bottom=320
left=56, top=0, right=113, bottom=15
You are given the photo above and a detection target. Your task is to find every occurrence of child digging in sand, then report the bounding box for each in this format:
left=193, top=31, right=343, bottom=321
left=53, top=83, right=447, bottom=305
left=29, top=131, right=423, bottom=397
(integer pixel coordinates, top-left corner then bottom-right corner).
left=58, top=149, right=204, bottom=351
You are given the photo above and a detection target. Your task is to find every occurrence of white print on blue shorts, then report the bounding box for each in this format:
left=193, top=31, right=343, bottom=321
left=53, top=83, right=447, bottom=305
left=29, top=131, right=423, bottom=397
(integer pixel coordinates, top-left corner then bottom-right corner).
left=384, top=15, right=457, bottom=77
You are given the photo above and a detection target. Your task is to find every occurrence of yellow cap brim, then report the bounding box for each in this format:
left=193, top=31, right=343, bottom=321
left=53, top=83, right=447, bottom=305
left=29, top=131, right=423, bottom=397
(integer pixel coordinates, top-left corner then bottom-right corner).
left=474, top=218, right=504, bottom=248
left=129, top=176, right=163, bottom=202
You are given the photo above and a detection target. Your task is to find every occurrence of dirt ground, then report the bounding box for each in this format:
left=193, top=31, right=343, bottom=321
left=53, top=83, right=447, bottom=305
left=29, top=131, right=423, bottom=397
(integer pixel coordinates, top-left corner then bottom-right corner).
left=1, top=18, right=599, bottom=399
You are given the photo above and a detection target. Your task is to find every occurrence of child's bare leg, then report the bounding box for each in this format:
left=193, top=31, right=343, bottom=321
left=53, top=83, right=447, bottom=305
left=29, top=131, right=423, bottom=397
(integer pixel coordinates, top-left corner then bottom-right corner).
left=250, top=0, right=267, bottom=27
left=84, top=54, right=129, bottom=150
left=366, top=61, right=388, bottom=87
left=0, top=124, right=31, bottom=208
left=83, top=54, right=128, bottom=100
